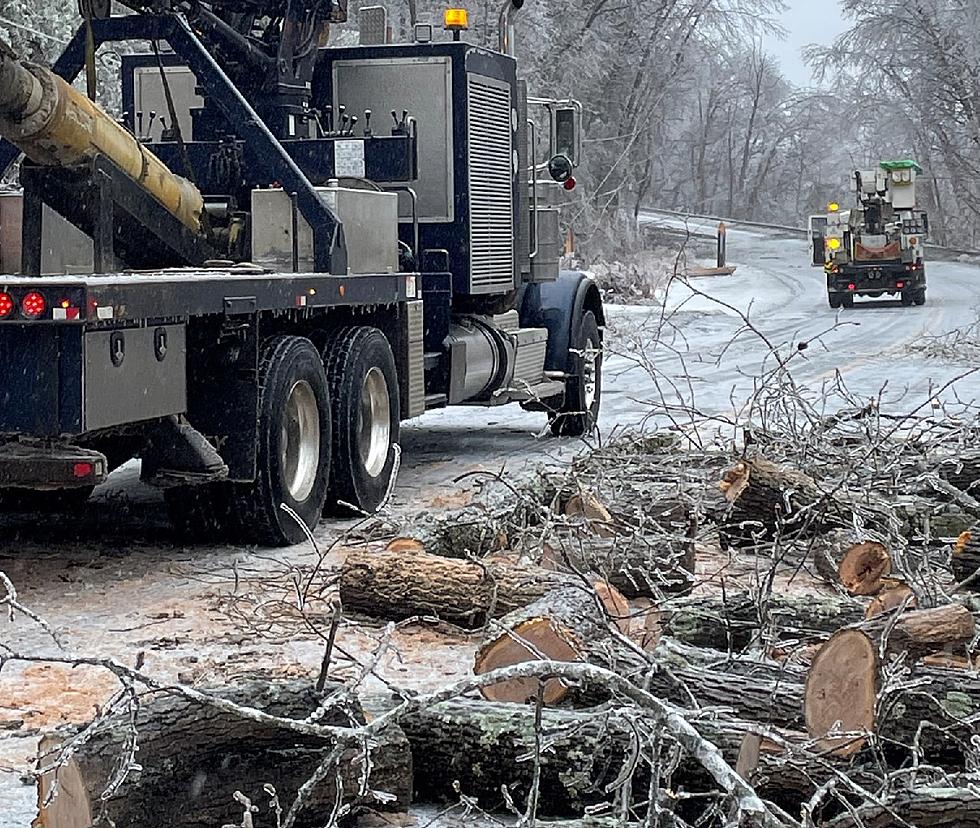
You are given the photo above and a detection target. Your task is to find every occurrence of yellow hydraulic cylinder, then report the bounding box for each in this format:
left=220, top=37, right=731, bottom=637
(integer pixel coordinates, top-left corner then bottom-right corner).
left=0, top=48, right=204, bottom=234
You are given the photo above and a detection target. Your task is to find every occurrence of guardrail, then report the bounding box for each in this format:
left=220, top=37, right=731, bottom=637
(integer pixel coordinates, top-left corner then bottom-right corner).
left=641, top=207, right=980, bottom=258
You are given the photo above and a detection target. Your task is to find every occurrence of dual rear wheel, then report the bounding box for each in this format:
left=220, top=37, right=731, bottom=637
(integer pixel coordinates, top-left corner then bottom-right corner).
left=166, top=327, right=400, bottom=547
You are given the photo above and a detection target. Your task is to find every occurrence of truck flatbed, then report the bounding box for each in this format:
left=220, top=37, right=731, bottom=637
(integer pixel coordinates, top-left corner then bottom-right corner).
left=0, top=267, right=419, bottom=323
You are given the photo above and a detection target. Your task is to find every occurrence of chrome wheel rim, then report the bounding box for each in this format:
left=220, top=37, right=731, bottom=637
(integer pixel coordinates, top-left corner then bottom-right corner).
left=281, top=380, right=320, bottom=502
left=583, top=336, right=601, bottom=410
left=359, top=367, right=391, bottom=478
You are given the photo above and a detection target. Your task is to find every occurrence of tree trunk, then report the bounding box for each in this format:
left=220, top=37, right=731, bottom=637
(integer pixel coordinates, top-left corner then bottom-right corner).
left=806, top=608, right=979, bottom=759
left=34, top=679, right=412, bottom=828
left=823, top=788, right=980, bottom=828
left=401, top=698, right=793, bottom=815
left=804, top=629, right=878, bottom=757
left=717, top=457, right=829, bottom=546
left=476, top=590, right=807, bottom=728
left=936, top=451, right=980, bottom=493
left=340, top=545, right=571, bottom=627
left=660, top=591, right=866, bottom=650
left=849, top=603, right=975, bottom=661
left=541, top=533, right=695, bottom=598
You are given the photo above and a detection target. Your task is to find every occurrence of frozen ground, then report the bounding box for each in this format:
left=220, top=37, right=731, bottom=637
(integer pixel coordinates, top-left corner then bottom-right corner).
left=2, top=216, right=979, bottom=824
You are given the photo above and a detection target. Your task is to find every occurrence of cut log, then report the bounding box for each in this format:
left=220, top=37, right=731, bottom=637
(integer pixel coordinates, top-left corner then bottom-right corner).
left=474, top=587, right=642, bottom=704
left=340, top=546, right=568, bottom=627
left=950, top=530, right=980, bottom=586
left=563, top=492, right=618, bottom=538
left=804, top=629, right=878, bottom=757
left=849, top=602, right=975, bottom=661
left=936, top=450, right=980, bottom=493
left=401, top=698, right=788, bottom=815
left=810, top=529, right=892, bottom=595
left=823, top=787, right=980, bottom=828
left=864, top=580, right=918, bottom=619
left=660, top=592, right=866, bottom=651
left=540, top=533, right=695, bottom=598
left=477, top=592, right=807, bottom=728
left=34, top=679, right=411, bottom=828
left=717, top=457, right=828, bottom=545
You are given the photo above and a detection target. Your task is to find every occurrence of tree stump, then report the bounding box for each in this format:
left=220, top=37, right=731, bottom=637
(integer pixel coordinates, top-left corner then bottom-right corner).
left=34, top=679, right=412, bottom=828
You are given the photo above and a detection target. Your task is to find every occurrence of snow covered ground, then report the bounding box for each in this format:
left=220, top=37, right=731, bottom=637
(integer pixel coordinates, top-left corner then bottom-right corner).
left=2, top=216, right=979, bottom=824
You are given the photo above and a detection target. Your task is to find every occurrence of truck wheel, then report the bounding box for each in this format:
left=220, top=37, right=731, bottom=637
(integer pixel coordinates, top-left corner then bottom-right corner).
left=233, top=336, right=332, bottom=546
left=828, top=294, right=841, bottom=309
left=550, top=310, right=602, bottom=437
left=901, top=291, right=914, bottom=306
left=914, top=290, right=927, bottom=306
left=324, top=327, right=401, bottom=515
left=841, top=295, right=854, bottom=309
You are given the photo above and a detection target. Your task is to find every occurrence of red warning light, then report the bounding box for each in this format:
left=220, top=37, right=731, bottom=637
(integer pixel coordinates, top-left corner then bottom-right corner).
left=73, top=463, right=94, bottom=478
left=562, top=176, right=577, bottom=191
left=0, top=292, right=13, bottom=318
left=21, top=291, right=46, bottom=318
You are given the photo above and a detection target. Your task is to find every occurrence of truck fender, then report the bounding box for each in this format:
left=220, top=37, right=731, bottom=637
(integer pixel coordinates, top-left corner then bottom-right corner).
left=519, top=270, right=605, bottom=373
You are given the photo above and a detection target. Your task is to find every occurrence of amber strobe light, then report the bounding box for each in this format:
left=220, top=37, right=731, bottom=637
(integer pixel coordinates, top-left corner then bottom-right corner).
left=444, top=8, right=469, bottom=29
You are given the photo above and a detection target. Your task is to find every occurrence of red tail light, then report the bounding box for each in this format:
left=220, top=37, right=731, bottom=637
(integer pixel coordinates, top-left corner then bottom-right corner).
left=0, top=292, right=13, bottom=318
left=563, top=176, right=577, bottom=191
left=896, top=281, right=905, bottom=289
left=847, top=283, right=856, bottom=291
left=21, top=291, right=46, bottom=319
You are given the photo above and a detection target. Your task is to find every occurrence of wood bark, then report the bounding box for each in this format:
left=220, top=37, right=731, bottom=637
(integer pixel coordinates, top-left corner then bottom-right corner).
left=340, top=545, right=570, bottom=627
left=660, top=591, right=866, bottom=651
left=717, top=457, right=829, bottom=546
left=848, top=603, right=975, bottom=661
left=401, top=698, right=794, bottom=815
left=823, top=787, right=980, bottom=828
left=34, top=679, right=412, bottom=828
left=540, top=533, right=694, bottom=598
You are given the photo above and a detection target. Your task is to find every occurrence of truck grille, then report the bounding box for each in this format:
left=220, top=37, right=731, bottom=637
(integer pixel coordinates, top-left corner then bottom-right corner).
left=467, top=75, right=515, bottom=294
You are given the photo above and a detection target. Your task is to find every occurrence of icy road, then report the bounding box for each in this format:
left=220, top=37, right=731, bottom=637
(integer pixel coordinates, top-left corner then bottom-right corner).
left=1, top=215, right=980, bottom=825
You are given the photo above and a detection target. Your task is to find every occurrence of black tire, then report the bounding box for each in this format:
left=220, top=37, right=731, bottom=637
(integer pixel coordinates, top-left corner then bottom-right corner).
left=165, top=483, right=238, bottom=544
left=550, top=310, right=602, bottom=437
left=232, top=336, right=332, bottom=546
left=900, top=291, right=914, bottom=306
left=841, top=294, right=855, bottom=309
left=914, top=290, right=927, bottom=306
left=0, top=486, right=94, bottom=512
left=828, top=294, right=842, bottom=309
left=323, top=327, right=401, bottom=515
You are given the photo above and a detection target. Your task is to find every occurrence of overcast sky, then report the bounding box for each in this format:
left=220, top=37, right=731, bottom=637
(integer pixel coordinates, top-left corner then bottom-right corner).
left=766, top=0, right=849, bottom=86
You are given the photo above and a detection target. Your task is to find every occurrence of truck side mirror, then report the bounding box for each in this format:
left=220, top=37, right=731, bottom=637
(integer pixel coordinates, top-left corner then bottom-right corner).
left=553, top=105, right=581, bottom=168
left=548, top=153, right=573, bottom=183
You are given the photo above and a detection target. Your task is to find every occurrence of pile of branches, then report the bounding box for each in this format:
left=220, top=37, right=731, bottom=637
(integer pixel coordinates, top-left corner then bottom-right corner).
left=334, top=406, right=980, bottom=826
left=21, top=403, right=980, bottom=828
